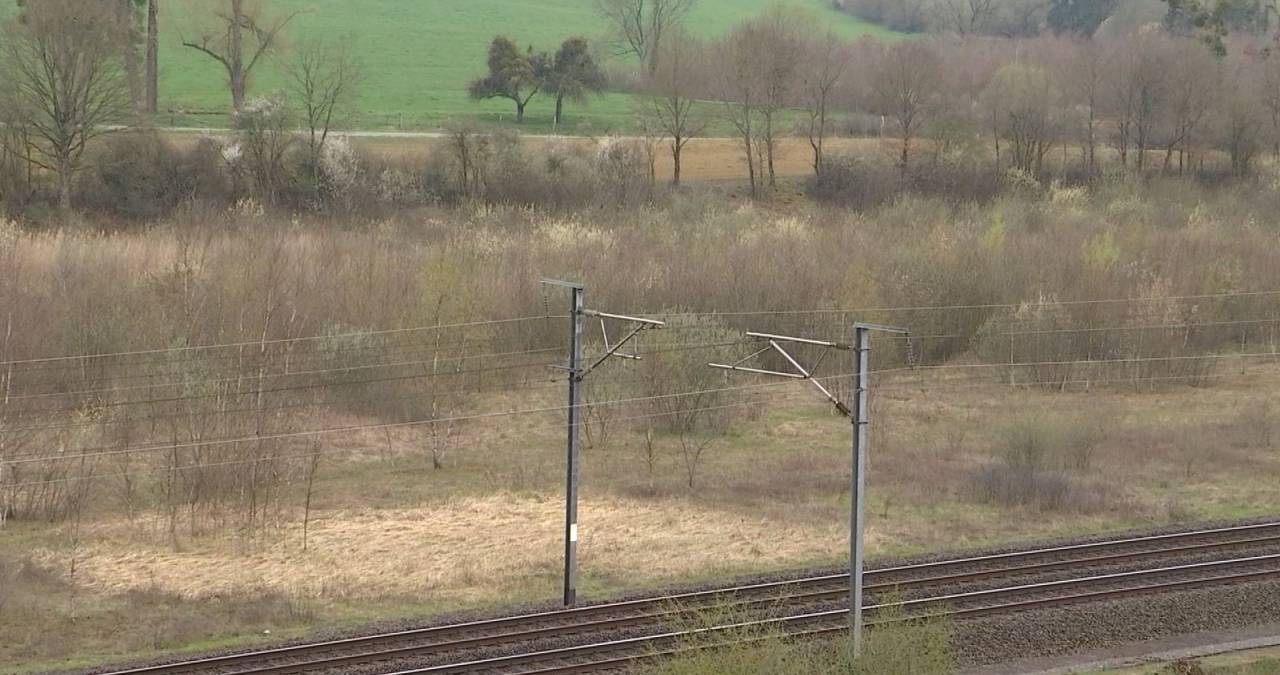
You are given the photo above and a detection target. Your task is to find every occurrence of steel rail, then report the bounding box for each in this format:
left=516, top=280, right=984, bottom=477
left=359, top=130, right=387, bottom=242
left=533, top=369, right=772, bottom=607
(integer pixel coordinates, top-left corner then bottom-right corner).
left=394, top=557, right=1280, bottom=674
left=99, top=522, right=1280, bottom=675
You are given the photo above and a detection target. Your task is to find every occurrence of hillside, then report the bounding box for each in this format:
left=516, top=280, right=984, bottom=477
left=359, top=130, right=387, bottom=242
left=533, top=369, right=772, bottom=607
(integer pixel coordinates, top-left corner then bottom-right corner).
left=158, top=0, right=899, bottom=132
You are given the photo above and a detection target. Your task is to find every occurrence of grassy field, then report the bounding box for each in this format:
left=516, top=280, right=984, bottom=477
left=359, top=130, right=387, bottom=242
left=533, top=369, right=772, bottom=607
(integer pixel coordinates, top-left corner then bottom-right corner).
left=154, top=0, right=899, bottom=132
left=5, top=359, right=1280, bottom=672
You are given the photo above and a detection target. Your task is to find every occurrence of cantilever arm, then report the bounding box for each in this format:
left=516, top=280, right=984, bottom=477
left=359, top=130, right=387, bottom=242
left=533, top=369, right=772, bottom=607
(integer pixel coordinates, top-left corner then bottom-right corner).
left=578, top=323, right=650, bottom=380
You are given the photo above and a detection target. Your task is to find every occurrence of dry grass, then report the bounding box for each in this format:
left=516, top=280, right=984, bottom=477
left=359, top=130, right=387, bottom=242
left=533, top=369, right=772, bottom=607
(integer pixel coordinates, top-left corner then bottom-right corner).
left=40, top=494, right=849, bottom=604
left=5, top=186, right=1280, bottom=670
left=6, top=356, right=1280, bottom=671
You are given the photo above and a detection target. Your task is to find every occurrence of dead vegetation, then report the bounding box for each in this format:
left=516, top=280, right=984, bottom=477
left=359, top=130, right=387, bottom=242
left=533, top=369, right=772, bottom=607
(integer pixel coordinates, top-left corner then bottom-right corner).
left=2, top=181, right=1280, bottom=669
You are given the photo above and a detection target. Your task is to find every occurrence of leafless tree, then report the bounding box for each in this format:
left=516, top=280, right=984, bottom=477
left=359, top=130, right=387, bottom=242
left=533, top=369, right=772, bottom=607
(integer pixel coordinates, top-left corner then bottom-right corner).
left=146, top=0, right=160, bottom=115
left=742, top=8, right=804, bottom=189
left=0, top=314, right=16, bottom=530
left=0, top=0, right=134, bottom=216
left=636, top=316, right=745, bottom=490
left=990, top=0, right=1051, bottom=37
left=800, top=29, right=852, bottom=176
left=985, top=64, right=1058, bottom=177
left=1259, top=53, right=1280, bottom=159
left=712, top=26, right=763, bottom=197
left=1107, top=31, right=1168, bottom=171
left=595, top=0, right=697, bottom=75
left=445, top=120, right=493, bottom=200
left=933, top=0, right=998, bottom=35
left=181, top=0, right=299, bottom=111
left=1160, top=40, right=1218, bottom=173
left=638, top=28, right=708, bottom=185
left=288, top=35, right=364, bottom=160
left=867, top=41, right=942, bottom=173
left=233, top=97, right=294, bottom=203
left=301, top=441, right=321, bottom=551
left=1057, top=38, right=1110, bottom=179
left=1217, top=58, right=1265, bottom=176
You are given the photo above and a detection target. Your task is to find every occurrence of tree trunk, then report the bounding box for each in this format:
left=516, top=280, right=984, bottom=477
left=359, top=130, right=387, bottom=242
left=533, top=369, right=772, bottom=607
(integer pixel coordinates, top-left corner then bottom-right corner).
left=146, top=0, right=159, bottom=115
left=672, top=139, right=682, bottom=186
left=230, top=0, right=246, bottom=111
left=810, top=104, right=826, bottom=176
left=765, top=116, right=776, bottom=188
left=555, top=94, right=564, bottom=127
left=516, top=101, right=526, bottom=123
left=1086, top=115, right=1096, bottom=181
left=57, top=163, right=73, bottom=218
left=901, top=133, right=911, bottom=176
left=118, top=0, right=144, bottom=113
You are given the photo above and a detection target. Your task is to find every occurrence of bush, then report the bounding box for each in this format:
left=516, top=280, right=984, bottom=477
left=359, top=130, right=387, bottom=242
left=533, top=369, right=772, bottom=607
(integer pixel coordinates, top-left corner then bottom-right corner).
left=966, top=412, right=1118, bottom=512
left=808, top=154, right=900, bottom=209
left=809, top=149, right=1001, bottom=209
left=79, top=131, right=193, bottom=220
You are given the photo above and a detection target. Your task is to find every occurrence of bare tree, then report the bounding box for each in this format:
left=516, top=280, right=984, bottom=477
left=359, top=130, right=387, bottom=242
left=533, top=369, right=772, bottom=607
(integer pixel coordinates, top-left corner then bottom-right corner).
left=301, top=441, right=321, bottom=551
left=742, top=8, right=804, bottom=189
left=0, top=0, right=134, bottom=216
left=1058, top=38, right=1110, bottom=179
left=985, top=64, right=1059, bottom=177
left=181, top=0, right=298, bottom=111
left=868, top=41, right=942, bottom=173
left=933, top=0, right=998, bottom=35
left=712, top=25, right=763, bottom=197
left=991, top=0, right=1052, bottom=37
left=117, top=0, right=146, bottom=113
left=1263, top=53, right=1280, bottom=160
left=1159, top=39, right=1218, bottom=173
left=288, top=35, right=363, bottom=160
left=233, top=97, right=293, bottom=203
left=1107, top=31, right=1169, bottom=172
left=638, top=28, right=708, bottom=185
left=146, top=0, right=160, bottom=115
left=1217, top=57, right=1264, bottom=176
left=800, top=29, right=852, bottom=176
left=636, top=315, right=745, bottom=490
left=445, top=119, right=493, bottom=199
left=595, top=0, right=697, bottom=75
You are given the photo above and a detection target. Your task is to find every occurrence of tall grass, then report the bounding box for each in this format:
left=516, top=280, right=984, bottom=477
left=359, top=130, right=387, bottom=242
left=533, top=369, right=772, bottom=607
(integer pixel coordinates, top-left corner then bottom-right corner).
left=2, top=178, right=1280, bottom=529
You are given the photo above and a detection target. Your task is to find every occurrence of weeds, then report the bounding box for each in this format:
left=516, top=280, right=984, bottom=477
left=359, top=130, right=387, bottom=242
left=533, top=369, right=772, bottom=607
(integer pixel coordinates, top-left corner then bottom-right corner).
left=645, top=597, right=951, bottom=675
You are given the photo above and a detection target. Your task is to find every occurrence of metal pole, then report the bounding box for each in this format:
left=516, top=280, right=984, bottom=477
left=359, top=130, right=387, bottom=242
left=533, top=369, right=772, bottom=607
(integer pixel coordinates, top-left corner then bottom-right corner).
left=564, top=285, right=584, bottom=606
left=851, top=325, right=870, bottom=655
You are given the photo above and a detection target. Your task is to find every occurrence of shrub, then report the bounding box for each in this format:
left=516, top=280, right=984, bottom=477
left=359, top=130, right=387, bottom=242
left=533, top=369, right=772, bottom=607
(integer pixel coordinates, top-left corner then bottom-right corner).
left=967, top=412, right=1118, bottom=512
left=79, top=131, right=192, bottom=220
left=808, top=154, right=900, bottom=209
left=1236, top=400, right=1275, bottom=449
left=232, top=96, right=295, bottom=203
left=647, top=600, right=951, bottom=675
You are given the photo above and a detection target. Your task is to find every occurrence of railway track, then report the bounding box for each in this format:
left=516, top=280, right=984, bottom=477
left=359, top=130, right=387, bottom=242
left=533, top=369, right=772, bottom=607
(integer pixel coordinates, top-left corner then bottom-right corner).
left=101, top=521, right=1280, bottom=675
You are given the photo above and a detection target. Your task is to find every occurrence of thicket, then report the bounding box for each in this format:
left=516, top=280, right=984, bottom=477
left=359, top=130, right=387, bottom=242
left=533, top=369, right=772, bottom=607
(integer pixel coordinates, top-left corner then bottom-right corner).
left=2, top=175, right=1280, bottom=529
left=2, top=121, right=660, bottom=224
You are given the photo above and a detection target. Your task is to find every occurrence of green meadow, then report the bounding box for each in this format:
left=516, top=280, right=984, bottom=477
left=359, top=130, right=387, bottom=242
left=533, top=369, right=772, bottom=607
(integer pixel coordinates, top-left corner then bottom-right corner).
left=155, top=0, right=899, bottom=132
